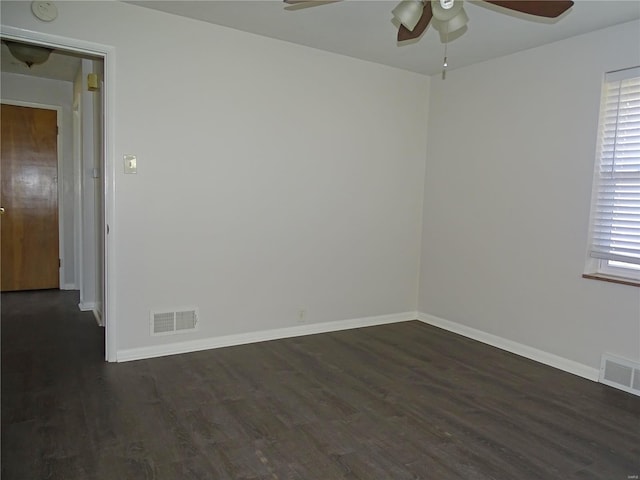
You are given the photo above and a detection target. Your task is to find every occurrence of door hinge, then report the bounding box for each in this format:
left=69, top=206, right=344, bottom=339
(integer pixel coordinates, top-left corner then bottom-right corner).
left=59, top=258, right=62, bottom=268
left=56, top=125, right=59, bottom=135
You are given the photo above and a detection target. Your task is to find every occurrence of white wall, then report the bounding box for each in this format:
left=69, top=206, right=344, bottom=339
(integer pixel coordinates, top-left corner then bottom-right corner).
left=79, top=59, right=96, bottom=309
left=419, top=20, right=640, bottom=370
left=76, top=58, right=103, bottom=314
left=2, top=2, right=636, bottom=375
left=1, top=72, right=76, bottom=288
left=0, top=1, right=429, bottom=354
left=94, top=59, right=105, bottom=320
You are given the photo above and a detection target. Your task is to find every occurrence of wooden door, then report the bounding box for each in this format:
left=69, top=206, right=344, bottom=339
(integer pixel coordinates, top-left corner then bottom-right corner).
left=1, top=104, right=59, bottom=291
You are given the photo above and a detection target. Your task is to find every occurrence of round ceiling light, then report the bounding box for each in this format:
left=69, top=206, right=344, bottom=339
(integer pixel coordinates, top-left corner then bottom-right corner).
left=5, top=41, right=53, bottom=68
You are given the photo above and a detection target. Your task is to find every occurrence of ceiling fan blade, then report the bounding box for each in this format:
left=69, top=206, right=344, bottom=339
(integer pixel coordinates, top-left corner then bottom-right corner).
left=482, top=1, right=574, bottom=18
left=397, top=1, right=433, bottom=42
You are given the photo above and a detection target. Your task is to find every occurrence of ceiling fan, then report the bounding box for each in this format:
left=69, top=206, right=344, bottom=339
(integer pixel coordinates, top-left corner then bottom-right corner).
left=284, top=0, right=574, bottom=42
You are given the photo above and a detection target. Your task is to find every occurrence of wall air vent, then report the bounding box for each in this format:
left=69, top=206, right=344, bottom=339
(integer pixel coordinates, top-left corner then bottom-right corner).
left=599, top=353, right=640, bottom=397
left=150, top=308, right=199, bottom=336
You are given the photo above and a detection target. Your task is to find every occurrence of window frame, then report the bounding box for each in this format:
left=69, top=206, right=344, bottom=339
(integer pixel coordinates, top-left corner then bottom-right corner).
left=585, top=66, right=640, bottom=286
left=598, top=259, right=640, bottom=281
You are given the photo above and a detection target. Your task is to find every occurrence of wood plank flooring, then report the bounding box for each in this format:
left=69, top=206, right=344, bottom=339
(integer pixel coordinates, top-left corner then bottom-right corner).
left=2, top=290, right=639, bottom=479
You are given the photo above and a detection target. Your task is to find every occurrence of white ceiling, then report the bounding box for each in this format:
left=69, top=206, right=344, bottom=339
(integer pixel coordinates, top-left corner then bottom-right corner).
left=128, top=0, right=640, bottom=76
left=2, top=1, right=638, bottom=82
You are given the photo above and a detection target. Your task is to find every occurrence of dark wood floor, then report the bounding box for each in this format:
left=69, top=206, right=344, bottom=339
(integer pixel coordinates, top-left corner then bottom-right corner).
left=2, top=290, right=639, bottom=480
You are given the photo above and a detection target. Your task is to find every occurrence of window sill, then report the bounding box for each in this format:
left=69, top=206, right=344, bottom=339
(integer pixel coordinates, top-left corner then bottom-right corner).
left=582, top=273, right=640, bottom=288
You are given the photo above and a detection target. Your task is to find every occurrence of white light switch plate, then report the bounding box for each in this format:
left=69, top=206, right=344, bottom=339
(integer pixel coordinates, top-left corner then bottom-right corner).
left=124, top=154, right=137, bottom=174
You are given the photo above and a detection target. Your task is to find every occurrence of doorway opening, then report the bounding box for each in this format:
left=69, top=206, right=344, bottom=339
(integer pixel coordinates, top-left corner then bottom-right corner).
left=0, top=31, right=115, bottom=360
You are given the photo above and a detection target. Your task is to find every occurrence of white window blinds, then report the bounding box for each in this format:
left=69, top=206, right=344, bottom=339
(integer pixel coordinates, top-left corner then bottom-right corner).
left=589, top=67, right=640, bottom=265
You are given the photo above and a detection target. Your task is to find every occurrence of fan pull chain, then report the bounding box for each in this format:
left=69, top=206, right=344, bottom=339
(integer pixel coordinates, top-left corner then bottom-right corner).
left=442, top=23, right=449, bottom=80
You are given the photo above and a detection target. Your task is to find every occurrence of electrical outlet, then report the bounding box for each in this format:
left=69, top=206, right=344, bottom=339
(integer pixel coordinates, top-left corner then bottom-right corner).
left=297, top=309, right=306, bottom=324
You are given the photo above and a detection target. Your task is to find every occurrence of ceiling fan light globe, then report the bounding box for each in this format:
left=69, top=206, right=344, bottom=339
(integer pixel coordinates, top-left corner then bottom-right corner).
left=431, top=0, right=463, bottom=21
left=441, top=7, right=468, bottom=34
left=392, top=0, right=424, bottom=31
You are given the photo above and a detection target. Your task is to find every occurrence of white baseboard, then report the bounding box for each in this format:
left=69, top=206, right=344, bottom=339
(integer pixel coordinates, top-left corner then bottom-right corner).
left=93, top=308, right=103, bottom=327
left=417, top=312, right=599, bottom=382
left=60, top=283, right=77, bottom=291
left=78, top=302, right=96, bottom=312
left=115, top=309, right=601, bottom=382
left=116, top=311, right=417, bottom=363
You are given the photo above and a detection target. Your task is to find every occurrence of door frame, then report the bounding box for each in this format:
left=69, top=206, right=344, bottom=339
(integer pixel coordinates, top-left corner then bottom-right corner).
left=0, top=26, right=117, bottom=361
left=0, top=101, right=65, bottom=289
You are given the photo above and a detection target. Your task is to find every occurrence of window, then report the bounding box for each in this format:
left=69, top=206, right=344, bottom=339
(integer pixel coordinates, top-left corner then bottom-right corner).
left=586, top=66, right=640, bottom=283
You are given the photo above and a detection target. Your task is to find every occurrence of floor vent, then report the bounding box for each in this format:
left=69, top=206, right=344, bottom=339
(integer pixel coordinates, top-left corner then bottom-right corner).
left=599, top=353, right=640, bottom=397
left=150, top=308, right=199, bottom=336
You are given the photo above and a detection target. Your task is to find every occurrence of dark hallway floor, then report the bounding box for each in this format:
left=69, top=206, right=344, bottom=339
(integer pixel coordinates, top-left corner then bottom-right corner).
left=2, top=290, right=639, bottom=479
